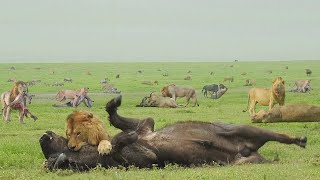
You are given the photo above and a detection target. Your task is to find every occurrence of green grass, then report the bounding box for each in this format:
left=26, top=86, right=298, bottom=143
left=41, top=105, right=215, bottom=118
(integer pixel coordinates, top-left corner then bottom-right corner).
left=1, top=61, right=320, bottom=179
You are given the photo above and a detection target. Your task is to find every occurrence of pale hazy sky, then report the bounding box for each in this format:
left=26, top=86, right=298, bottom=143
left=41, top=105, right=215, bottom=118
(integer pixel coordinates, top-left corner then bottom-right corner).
left=0, top=0, right=319, bottom=63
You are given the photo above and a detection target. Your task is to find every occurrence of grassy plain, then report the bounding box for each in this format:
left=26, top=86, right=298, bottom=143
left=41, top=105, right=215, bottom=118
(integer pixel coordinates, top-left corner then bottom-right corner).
left=0, top=61, right=320, bottom=179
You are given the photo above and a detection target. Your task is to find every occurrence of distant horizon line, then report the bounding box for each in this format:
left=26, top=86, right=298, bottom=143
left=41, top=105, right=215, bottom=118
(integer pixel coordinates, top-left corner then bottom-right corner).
left=0, top=59, right=319, bottom=63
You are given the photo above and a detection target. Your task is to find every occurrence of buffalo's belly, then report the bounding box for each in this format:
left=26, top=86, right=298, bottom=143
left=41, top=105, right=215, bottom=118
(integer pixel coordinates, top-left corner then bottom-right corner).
left=142, top=125, right=239, bottom=165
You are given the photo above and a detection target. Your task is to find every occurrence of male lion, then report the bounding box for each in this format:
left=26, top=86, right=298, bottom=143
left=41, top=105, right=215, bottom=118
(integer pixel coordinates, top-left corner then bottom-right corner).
left=243, top=77, right=285, bottom=116
left=161, top=84, right=199, bottom=107
left=56, top=87, right=89, bottom=102
left=66, top=111, right=112, bottom=155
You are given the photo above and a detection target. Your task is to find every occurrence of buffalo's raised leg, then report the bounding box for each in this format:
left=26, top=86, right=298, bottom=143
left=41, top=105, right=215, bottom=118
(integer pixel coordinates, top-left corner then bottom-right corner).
left=106, top=96, right=154, bottom=135
left=214, top=123, right=307, bottom=151
left=111, top=130, right=138, bottom=153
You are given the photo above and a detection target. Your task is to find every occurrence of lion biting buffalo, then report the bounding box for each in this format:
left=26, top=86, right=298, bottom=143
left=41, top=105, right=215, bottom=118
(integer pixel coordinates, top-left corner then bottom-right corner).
left=40, top=96, right=307, bottom=171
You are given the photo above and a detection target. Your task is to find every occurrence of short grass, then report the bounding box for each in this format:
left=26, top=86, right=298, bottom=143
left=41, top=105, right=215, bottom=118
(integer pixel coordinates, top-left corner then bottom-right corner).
left=1, top=61, right=320, bottom=179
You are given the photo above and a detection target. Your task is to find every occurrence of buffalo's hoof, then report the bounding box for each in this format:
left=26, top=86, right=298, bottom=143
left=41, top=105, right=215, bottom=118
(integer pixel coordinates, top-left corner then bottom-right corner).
left=298, top=136, right=307, bottom=148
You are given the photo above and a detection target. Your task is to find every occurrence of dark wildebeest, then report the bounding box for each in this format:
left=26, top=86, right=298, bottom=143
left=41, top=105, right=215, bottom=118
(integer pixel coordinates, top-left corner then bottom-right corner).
left=305, top=69, right=312, bottom=76
left=290, top=80, right=312, bottom=93
left=202, top=84, right=226, bottom=98
left=211, top=87, right=228, bottom=99
left=64, top=78, right=73, bottom=83
left=52, top=95, right=93, bottom=108
left=116, top=74, right=120, bottom=79
left=40, top=96, right=307, bottom=171
left=184, top=76, right=192, bottom=80
left=52, top=82, right=64, bottom=86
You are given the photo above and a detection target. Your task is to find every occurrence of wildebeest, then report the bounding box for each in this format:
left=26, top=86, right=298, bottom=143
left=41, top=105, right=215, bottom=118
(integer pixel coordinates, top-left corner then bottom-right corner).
left=211, top=86, right=228, bottom=99
left=244, top=79, right=256, bottom=86
left=52, top=82, right=64, bottom=86
left=161, top=84, right=199, bottom=107
left=210, top=72, right=215, bottom=76
left=7, top=78, right=16, bottom=83
left=40, top=96, right=307, bottom=171
left=290, top=80, right=311, bottom=93
left=141, top=81, right=158, bottom=85
left=241, top=72, right=247, bottom=76
left=162, top=73, right=169, bottom=77
left=305, top=69, right=312, bottom=76
left=100, top=78, right=109, bottom=84
left=223, top=77, right=234, bottom=83
left=52, top=95, right=93, bottom=108
left=63, top=78, right=73, bottom=83
left=102, top=84, right=121, bottom=94
left=116, top=74, right=120, bottom=78
left=202, top=84, right=226, bottom=98
left=251, top=104, right=320, bottom=123
left=184, top=76, right=192, bottom=80
left=266, top=70, right=273, bottom=74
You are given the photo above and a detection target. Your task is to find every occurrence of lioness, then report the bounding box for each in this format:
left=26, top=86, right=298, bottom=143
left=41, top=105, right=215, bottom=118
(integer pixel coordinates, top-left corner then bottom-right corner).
left=66, top=111, right=112, bottom=155
left=251, top=104, right=320, bottom=123
left=1, top=81, right=29, bottom=123
left=161, top=84, right=199, bottom=107
left=56, top=87, right=89, bottom=102
left=243, top=77, right=285, bottom=115
left=148, top=92, right=178, bottom=108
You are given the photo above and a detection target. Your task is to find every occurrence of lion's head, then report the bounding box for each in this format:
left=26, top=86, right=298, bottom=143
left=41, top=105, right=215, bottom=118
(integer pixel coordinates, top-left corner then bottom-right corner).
left=250, top=109, right=270, bottom=122
left=272, top=77, right=285, bottom=98
left=66, top=111, right=110, bottom=151
left=161, top=84, right=175, bottom=97
left=79, top=87, right=89, bottom=96
left=10, top=81, right=28, bottom=102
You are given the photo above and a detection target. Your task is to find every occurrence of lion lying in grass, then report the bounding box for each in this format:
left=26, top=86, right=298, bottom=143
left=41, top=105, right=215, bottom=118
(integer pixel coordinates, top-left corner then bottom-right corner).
left=243, top=77, right=285, bottom=115
left=251, top=104, right=320, bottom=123
left=65, top=111, right=112, bottom=155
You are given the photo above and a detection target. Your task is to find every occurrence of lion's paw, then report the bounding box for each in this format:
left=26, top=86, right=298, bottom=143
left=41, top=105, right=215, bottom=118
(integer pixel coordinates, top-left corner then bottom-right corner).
left=98, top=140, right=112, bottom=155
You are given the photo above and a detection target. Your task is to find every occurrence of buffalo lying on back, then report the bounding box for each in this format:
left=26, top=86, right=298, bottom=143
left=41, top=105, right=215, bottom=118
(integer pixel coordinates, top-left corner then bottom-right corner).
left=40, top=96, right=307, bottom=171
